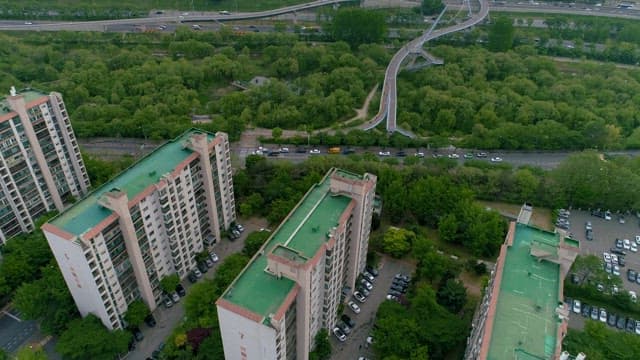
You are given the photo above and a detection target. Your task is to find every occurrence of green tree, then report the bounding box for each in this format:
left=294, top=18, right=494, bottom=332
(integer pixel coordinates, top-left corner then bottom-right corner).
left=488, top=16, right=515, bottom=52
left=328, top=8, right=386, bottom=48
left=13, top=264, right=79, bottom=335
left=382, top=227, right=415, bottom=258
left=56, top=314, right=131, bottom=360
left=421, top=0, right=444, bottom=15
left=123, top=299, right=150, bottom=328
left=272, top=127, right=283, bottom=142
left=242, top=231, right=271, bottom=257
left=436, top=279, right=467, bottom=314
left=160, top=274, right=180, bottom=294
left=309, top=329, right=331, bottom=360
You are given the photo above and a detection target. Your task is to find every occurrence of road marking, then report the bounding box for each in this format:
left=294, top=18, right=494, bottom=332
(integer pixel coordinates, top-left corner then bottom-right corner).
left=2, top=310, right=22, bottom=322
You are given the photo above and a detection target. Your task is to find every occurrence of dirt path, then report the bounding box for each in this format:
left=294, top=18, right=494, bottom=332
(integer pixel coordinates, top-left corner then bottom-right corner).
left=344, top=84, right=379, bottom=124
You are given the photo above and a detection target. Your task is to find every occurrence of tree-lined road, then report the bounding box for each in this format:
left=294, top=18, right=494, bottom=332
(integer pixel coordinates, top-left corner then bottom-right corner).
left=0, top=0, right=350, bottom=31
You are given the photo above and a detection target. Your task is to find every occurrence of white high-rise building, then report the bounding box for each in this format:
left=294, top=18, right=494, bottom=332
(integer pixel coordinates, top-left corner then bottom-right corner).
left=217, top=168, right=377, bottom=360
left=42, top=129, right=236, bottom=330
left=0, top=88, right=89, bottom=243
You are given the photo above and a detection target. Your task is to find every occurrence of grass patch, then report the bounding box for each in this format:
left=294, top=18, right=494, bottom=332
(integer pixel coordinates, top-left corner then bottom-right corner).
left=477, top=200, right=552, bottom=230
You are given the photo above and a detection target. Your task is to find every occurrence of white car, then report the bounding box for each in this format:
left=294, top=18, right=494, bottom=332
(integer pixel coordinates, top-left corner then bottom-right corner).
left=624, top=238, right=631, bottom=250
left=414, top=152, right=425, bottom=158
left=585, top=221, right=592, bottom=231
left=636, top=235, right=640, bottom=245
left=632, top=242, right=638, bottom=253
left=572, top=299, right=581, bottom=314
left=613, top=265, right=620, bottom=276
left=309, top=149, right=321, bottom=154
left=603, top=252, right=611, bottom=263
left=612, top=285, right=619, bottom=294
left=599, top=308, right=607, bottom=322
left=378, top=151, right=391, bottom=157
left=210, top=252, right=219, bottom=263
left=386, top=294, right=398, bottom=301
left=604, top=211, right=612, bottom=221
left=611, top=254, right=618, bottom=264
left=353, top=291, right=366, bottom=303
left=280, top=147, right=289, bottom=153
left=360, top=278, right=373, bottom=290
left=448, top=153, right=460, bottom=159
left=630, top=290, right=637, bottom=303
left=332, top=327, right=346, bottom=342
left=490, top=157, right=503, bottom=163
left=348, top=301, right=361, bottom=314
left=636, top=320, right=640, bottom=335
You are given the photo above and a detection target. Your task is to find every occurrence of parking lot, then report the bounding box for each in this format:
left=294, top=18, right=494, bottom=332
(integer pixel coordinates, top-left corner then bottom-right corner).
left=127, top=217, right=266, bottom=360
left=565, top=210, right=640, bottom=332
left=0, top=308, right=37, bottom=353
left=330, top=256, right=414, bottom=360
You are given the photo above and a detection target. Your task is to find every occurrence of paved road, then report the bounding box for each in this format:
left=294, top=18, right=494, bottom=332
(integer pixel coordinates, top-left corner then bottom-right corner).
left=0, top=309, right=37, bottom=354
left=0, top=0, right=350, bottom=32
left=330, top=256, right=414, bottom=360
left=126, top=217, right=267, bottom=360
left=362, top=0, right=490, bottom=135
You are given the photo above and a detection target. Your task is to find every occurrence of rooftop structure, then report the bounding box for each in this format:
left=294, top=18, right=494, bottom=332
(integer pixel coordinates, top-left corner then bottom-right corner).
left=50, top=130, right=214, bottom=237
left=0, top=88, right=89, bottom=243
left=217, top=168, right=377, bottom=360
left=221, top=175, right=352, bottom=318
left=465, top=204, right=579, bottom=360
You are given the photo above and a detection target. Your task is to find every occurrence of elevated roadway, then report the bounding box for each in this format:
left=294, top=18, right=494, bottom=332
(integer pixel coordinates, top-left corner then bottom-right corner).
left=0, top=0, right=352, bottom=31
left=362, top=0, right=490, bottom=136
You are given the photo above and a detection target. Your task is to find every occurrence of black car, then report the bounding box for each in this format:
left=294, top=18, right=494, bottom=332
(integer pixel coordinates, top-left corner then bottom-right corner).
left=341, top=314, right=356, bottom=328
left=608, top=313, right=617, bottom=327
left=295, top=147, right=307, bottom=153
left=128, top=337, right=136, bottom=351
left=611, top=248, right=627, bottom=256
left=619, top=256, right=626, bottom=267
left=188, top=273, right=198, bottom=283
left=342, top=148, right=355, bottom=155
left=144, top=314, right=157, bottom=327
left=176, top=284, right=186, bottom=297
left=388, top=289, right=402, bottom=297
left=132, top=327, right=144, bottom=341
left=570, top=273, right=580, bottom=284
left=357, top=286, right=370, bottom=297
left=337, top=321, right=351, bottom=334
left=586, top=229, right=593, bottom=241
left=628, top=269, right=637, bottom=282
left=365, top=265, right=379, bottom=277
left=396, top=151, right=406, bottom=157
left=617, top=316, right=626, bottom=330
left=197, top=262, right=209, bottom=273
left=391, top=284, right=406, bottom=293
left=581, top=303, right=590, bottom=318
left=627, top=318, right=636, bottom=332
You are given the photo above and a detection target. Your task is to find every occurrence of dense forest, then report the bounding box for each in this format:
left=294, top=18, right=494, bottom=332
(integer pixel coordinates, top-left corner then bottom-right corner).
left=0, top=28, right=385, bottom=141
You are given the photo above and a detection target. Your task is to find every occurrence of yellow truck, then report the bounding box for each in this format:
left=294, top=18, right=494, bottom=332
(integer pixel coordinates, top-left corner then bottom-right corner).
left=328, top=147, right=341, bottom=154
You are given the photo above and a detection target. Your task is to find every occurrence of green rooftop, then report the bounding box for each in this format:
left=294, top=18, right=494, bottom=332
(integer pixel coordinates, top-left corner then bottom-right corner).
left=1, top=89, right=47, bottom=115
left=487, top=223, right=562, bottom=360
left=222, top=170, right=353, bottom=318
left=50, top=129, right=214, bottom=237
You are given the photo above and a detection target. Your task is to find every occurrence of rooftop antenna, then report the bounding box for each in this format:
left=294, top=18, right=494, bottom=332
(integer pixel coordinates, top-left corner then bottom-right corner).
left=10, top=86, right=16, bottom=96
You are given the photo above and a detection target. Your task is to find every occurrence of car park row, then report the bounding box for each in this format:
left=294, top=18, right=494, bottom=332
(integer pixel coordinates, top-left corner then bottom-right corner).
left=569, top=298, right=640, bottom=335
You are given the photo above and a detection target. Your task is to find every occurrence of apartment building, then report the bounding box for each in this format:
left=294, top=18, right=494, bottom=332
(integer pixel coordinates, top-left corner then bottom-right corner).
left=42, top=129, right=235, bottom=330
left=0, top=87, right=89, bottom=244
left=464, top=204, right=579, bottom=360
left=217, top=168, right=377, bottom=360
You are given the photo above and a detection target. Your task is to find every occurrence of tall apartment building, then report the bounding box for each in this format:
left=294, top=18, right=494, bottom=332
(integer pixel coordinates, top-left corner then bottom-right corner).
left=464, top=204, right=579, bottom=360
left=0, top=87, right=89, bottom=244
left=217, top=168, right=377, bottom=360
left=42, top=129, right=236, bottom=330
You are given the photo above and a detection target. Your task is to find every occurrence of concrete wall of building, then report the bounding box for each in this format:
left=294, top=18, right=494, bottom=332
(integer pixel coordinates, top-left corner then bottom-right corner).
left=218, top=305, right=278, bottom=360
left=43, top=229, right=111, bottom=328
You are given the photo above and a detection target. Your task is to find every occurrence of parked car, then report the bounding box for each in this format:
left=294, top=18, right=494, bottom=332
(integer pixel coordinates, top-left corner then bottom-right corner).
left=628, top=318, right=637, bottom=333
left=365, top=265, right=379, bottom=277
left=341, top=314, right=356, bottom=328
left=632, top=242, right=638, bottom=253
left=378, top=151, right=391, bottom=157
left=617, top=316, right=626, bottom=330
left=360, top=278, right=373, bottom=291
left=144, top=314, right=157, bottom=327
left=630, top=290, right=637, bottom=303
left=188, top=273, right=198, bottom=283
left=591, top=306, right=599, bottom=320
left=332, top=327, right=346, bottom=342
left=616, top=238, right=624, bottom=249
left=164, top=297, right=173, bottom=308
left=599, top=308, right=607, bottom=322
left=197, top=262, right=208, bottom=273
left=205, top=258, right=214, bottom=268
left=636, top=320, right=640, bottom=335
left=386, top=294, right=398, bottom=301
left=171, top=292, right=180, bottom=303
left=603, top=252, right=612, bottom=263
left=176, top=284, right=186, bottom=297
left=357, top=286, right=370, bottom=297
left=585, top=221, right=592, bottom=231
left=362, top=272, right=375, bottom=283
left=391, top=284, right=407, bottom=294
left=624, top=238, right=631, bottom=250
left=388, top=289, right=402, bottom=297
left=581, top=303, right=590, bottom=318
left=572, top=299, right=581, bottom=314
left=619, top=216, right=626, bottom=224
left=490, top=157, right=503, bottom=163
left=353, top=291, right=366, bottom=303
left=309, top=149, right=321, bottom=154
left=605, top=262, right=613, bottom=274
left=628, top=269, right=637, bottom=282
left=611, top=247, right=626, bottom=256
left=348, top=301, right=361, bottom=314
left=613, top=264, right=621, bottom=276
left=607, top=312, right=617, bottom=327
left=337, top=321, right=351, bottom=335
left=605, top=210, right=612, bottom=220
left=586, top=229, right=594, bottom=241
left=193, top=268, right=202, bottom=278
left=210, top=252, right=219, bottom=263
left=132, top=327, right=144, bottom=341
